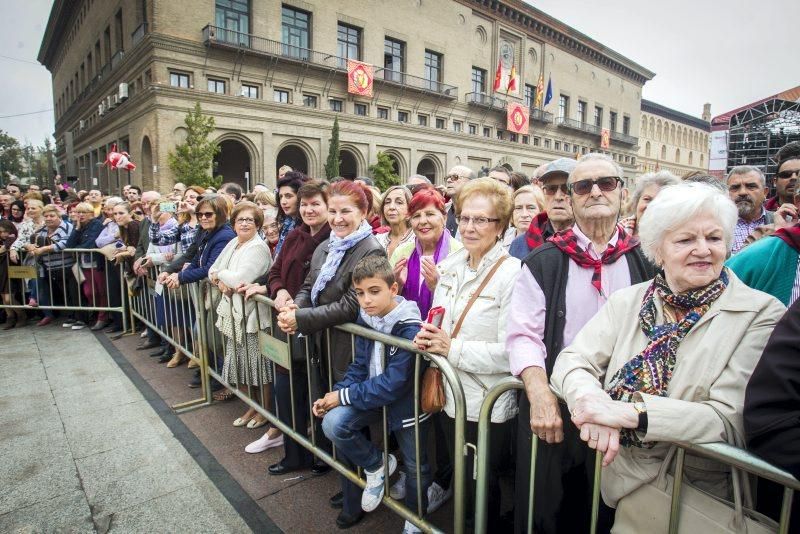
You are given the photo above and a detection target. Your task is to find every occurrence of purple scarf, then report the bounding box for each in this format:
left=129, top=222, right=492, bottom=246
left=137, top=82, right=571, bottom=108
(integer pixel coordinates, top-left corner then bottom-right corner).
left=404, top=232, right=451, bottom=318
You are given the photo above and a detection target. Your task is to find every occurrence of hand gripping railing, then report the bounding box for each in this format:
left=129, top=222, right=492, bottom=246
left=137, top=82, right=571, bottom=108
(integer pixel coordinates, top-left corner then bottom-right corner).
left=199, top=291, right=468, bottom=533
left=474, top=377, right=799, bottom=534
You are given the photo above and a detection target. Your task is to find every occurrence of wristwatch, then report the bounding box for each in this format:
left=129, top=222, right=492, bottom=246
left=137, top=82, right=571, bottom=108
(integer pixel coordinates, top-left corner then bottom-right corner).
left=633, top=401, right=648, bottom=433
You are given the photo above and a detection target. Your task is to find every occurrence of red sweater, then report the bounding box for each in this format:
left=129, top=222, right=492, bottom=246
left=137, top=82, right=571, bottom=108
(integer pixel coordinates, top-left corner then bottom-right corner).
left=265, top=223, right=331, bottom=298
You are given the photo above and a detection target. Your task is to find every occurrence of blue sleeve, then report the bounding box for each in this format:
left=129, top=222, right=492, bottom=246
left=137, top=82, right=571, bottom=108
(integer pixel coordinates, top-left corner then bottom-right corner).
left=178, top=233, right=228, bottom=284
left=509, top=234, right=530, bottom=260
left=75, top=220, right=103, bottom=249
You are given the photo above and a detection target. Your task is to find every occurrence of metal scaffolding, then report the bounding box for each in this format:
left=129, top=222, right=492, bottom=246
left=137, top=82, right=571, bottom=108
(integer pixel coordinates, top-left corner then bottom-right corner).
left=726, top=98, right=800, bottom=181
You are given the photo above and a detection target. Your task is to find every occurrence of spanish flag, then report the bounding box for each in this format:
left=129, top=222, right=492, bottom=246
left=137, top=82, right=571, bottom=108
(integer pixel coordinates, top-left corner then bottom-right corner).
left=507, top=64, right=517, bottom=92
left=534, top=74, right=544, bottom=107
left=493, top=61, right=502, bottom=92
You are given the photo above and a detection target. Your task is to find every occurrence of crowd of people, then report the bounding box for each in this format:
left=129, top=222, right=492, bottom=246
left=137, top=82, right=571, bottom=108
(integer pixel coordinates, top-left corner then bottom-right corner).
left=2, top=142, right=800, bottom=533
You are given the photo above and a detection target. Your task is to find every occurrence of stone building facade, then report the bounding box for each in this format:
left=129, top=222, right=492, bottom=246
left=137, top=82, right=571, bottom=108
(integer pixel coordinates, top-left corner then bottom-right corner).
left=39, top=0, right=654, bottom=193
left=636, top=99, right=711, bottom=178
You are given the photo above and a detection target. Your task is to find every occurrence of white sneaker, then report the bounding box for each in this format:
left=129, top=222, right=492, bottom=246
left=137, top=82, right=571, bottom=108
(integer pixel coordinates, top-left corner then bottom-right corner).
left=62, top=319, right=76, bottom=328
left=139, top=330, right=148, bottom=338
left=71, top=321, right=87, bottom=330
left=245, top=432, right=284, bottom=454
left=389, top=470, right=407, bottom=500
left=361, top=453, right=397, bottom=512
left=426, top=481, right=452, bottom=514
left=402, top=520, right=422, bottom=533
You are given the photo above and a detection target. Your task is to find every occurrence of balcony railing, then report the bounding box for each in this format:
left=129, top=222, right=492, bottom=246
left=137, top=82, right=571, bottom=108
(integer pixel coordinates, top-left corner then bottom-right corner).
left=611, top=130, right=638, bottom=146
left=202, top=25, right=457, bottom=98
left=110, top=50, right=125, bottom=69
left=131, top=22, right=148, bottom=47
left=530, top=108, right=554, bottom=124
left=465, top=92, right=507, bottom=111
left=556, top=117, right=601, bottom=135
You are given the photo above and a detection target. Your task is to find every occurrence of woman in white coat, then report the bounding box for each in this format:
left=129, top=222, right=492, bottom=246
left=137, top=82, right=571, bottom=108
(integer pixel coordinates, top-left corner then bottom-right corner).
left=209, top=201, right=273, bottom=429
left=550, top=183, right=785, bottom=532
left=414, top=177, right=521, bottom=526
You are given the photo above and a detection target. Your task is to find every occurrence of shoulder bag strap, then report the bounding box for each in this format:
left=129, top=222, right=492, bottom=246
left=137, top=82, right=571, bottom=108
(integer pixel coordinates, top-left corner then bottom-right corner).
left=451, top=255, right=508, bottom=338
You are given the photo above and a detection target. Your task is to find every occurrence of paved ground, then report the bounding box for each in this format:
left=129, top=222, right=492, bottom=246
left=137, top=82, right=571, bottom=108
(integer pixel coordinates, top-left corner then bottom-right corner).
left=0, top=326, right=256, bottom=533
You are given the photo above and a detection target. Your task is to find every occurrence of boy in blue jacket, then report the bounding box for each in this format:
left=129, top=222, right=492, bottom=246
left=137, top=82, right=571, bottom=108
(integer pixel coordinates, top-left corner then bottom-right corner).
left=315, top=255, right=431, bottom=531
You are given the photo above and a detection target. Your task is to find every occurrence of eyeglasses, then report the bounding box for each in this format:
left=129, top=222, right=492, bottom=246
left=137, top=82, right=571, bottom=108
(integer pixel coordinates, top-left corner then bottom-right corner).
left=457, top=216, right=500, bottom=228
left=133, top=211, right=144, bottom=216
left=446, top=174, right=465, bottom=183
left=235, top=217, right=255, bottom=225
left=569, top=176, right=621, bottom=196
left=197, top=211, right=215, bottom=219
left=776, top=170, right=800, bottom=179
left=542, top=183, right=569, bottom=196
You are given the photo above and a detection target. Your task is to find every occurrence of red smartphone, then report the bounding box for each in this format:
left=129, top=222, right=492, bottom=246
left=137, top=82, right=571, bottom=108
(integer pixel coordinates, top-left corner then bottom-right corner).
left=426, top=306, right=445, bottom=328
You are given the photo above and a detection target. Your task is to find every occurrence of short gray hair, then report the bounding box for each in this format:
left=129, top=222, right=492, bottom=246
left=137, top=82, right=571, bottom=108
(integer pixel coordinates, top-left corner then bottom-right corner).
left=570, top=153, right=624, bottom=182
left=489, top=166, right=511, bottom=178
left=726, top=165, right=766, bottom=188
left=407, top=173, right=431, bottom=184
left=631, top=171, right=680, bottom=212
left=447, top=165, right=477, bottom=180
left=104, top=196, right=124, bottom=207
left=638, top=182, right=738, bottom=264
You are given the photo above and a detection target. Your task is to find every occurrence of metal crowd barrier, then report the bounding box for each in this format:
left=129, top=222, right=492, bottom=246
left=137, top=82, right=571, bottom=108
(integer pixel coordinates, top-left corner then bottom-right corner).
left=0, top=247, right=129, bottom=331
left=123, top=263, right=468, bottom=533
left=473, top=377, right=800, bottom=534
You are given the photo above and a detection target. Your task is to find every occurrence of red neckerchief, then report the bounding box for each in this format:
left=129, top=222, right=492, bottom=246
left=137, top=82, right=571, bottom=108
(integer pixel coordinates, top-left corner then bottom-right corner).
left=549, top=224, right=640, bottom=294
left=525, top=212, right=552, bottom=250
left=774, top=223, right=800, bottom=252
left=765, top=196, right=779, bottom=212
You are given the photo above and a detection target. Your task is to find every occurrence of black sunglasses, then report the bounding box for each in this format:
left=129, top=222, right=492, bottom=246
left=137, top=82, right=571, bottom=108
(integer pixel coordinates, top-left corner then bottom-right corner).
left=542, top=183, right=569, bottom=196
left=776, top=170, right=800, bottom=180
left=569, top=176, right=621, bottom=196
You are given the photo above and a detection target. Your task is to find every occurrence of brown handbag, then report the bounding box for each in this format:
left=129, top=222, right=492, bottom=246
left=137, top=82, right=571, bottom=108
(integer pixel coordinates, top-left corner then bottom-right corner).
left=420, top=256, right=509, bottom=413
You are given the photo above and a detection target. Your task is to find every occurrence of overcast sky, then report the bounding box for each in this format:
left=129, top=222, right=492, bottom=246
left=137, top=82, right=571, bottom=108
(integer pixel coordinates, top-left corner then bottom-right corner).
left=0, top=0, right=797, bottom=145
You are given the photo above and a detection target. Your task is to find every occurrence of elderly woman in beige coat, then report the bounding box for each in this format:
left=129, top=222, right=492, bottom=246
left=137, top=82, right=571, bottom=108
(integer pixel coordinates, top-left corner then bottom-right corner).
left=550, top=182, right=785, bottom=531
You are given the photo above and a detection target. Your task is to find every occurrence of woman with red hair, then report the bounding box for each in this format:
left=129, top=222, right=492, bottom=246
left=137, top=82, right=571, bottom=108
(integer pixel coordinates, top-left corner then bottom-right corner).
left=390, top=187, right=462, bottom=318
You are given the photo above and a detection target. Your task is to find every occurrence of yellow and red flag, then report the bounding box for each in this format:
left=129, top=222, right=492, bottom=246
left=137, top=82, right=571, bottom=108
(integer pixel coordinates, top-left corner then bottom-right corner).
left=506, top=102, right=529, bottom=135
left=507, top=64, right=517, bottom=92
left=534, top=74, right=544, bottom=108
left=493, top=60, right=503, bottom=92
left=600, top=128, right=611, bottom=149
left=347, top=60, right=373, bottom=97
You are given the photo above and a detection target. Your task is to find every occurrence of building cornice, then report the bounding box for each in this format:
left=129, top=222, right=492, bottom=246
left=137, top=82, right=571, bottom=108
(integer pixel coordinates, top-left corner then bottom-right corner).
left=641, top=99, right=710, bottom=132
left=38, top=0, right=80, bottom=68
left=458, top=0, right=655, bottom=85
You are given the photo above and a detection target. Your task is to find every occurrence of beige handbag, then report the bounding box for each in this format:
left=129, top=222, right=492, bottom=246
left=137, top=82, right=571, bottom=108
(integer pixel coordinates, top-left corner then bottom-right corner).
left=613, top=418, right=777, bottom=534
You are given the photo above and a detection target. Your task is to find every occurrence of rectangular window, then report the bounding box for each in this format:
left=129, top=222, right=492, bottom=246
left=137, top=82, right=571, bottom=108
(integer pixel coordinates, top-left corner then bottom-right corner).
left=533, top=136, right=541, bottom=146
left=554, top=141, right=561, bottom=151
left=104, top=26, right=111, bottom=63
left=418, top=114, right=428, bottom=126
left=330, top=99, right=343, bottom=112
left=383, top=37, right=405, bottom=81
left=564, top=142, right=570, bottom=152
left=114, top=9, right=123, bottom=51
left=378, top=107, right=389, bottom=119
left=95, top=40, right=101, bottom=71
left=303, top=94, right=318, bottom=108
left=216, top=0, right=250, bottom=44
left=471, top=67, right=486, bottom=94
left=281, top=6, right=310, bottom=59
left=170, top=72, right=190, bottom=88
left=544, top=138, right=551, bottom=149
left=424, top=50, right=442, bottom=91
left=625, top=155, right=631, bottom=163
left=623, top=115, right=631, bottom=135
left=398, top=110, right=409, bottom=123
left=577, top=100, right=587, bottom=123
left=273, top=89, right=289, bottom=103
left=573, top=145, right=580, bottom=153
left=594, top=106, right=603, bottom=128
left=436, top=118, right=445, bottom=129
left=510, top=132, right=518, bottom=142
left=469, top=124, right=477, bottom=135
left=609, top=111, right=618, bottom=132
left=483, top=127, right=491, bottom=138
left=582, top=146, right=588, bottom=154
left=208, top=78, right=226, bottom=94
left=558, top=95, right=569, bottom=120
left=337, top=22, right=361, bottom=65
left=241, top=84, right=258, bottom=98
left=354, top=103, right=367, bottom=116
left=453, top=121, right=462, bottom=133
left=525, top=84, right=535, bottom=108
left=522, top=135, right=529, bottom=144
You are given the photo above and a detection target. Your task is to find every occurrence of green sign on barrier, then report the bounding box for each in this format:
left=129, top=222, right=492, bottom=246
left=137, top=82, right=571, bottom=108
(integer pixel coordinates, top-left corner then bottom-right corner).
left=259, top=330, right=290, bottom=369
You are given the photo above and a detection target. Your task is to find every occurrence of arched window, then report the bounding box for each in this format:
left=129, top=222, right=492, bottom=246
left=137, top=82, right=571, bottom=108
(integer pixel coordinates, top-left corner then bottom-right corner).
left=645, top=141, right=651, bottom=157
left=641, top=117, right=648, bottom=138
left=700, top=153, right=705, bottom=167
left=649, top=117, right=655, bottom=139
left=656, top=121, right=662, bottom=141
left=688, top=151, right=693, bottom=166
left=671, top=124, right=677, bottom=145
left=675, top=148, right=681, bottom=163
left=661, top=145, right=667, bottom=160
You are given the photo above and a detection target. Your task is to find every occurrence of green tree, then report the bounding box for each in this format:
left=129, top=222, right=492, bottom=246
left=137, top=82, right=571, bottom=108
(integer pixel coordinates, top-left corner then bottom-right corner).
left=167, top=102, right=221, bottom=188
left=369, top=151, right=400, bottom=192
left=324, top=116, right=340, bottom=179
left=0, top=129, right=23, bottom=181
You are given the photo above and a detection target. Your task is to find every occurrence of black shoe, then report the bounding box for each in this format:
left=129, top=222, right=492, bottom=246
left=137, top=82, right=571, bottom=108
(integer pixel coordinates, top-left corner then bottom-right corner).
left=158, top=354, right=171, bottom=364
left=109, top=332, right=125, bottom=341
left=188, top=376, right=202, bottom=388
left=90, top=320, right=109, bottom=331
left=335, top=509, right=364, bottom=529
left=105, top=325, right=123, bottom=334
left=311, top=462, right=332, bottom=476
left=136, top=341, right=160, bottom=350
left=150, top=348, right=169, bottom=358
left=268, top=461, right=307, bottom=476
left=329, top=491, right=344, bottom=509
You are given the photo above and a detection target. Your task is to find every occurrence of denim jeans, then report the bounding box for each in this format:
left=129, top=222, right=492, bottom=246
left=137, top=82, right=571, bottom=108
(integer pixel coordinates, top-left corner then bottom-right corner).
left=322, top=404, right=431, bottom=516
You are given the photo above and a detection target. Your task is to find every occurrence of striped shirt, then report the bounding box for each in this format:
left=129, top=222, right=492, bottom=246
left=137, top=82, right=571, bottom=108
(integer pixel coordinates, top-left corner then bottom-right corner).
left=149, top=219, right=198, bottom=252
left=35, top=221, right=75, bottom=269
left=732, top=209, right=769, bottom=254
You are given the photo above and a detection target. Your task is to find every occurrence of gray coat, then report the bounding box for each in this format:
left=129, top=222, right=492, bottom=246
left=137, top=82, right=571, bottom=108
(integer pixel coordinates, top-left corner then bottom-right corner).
left=293, top=235, right=385, bottom=383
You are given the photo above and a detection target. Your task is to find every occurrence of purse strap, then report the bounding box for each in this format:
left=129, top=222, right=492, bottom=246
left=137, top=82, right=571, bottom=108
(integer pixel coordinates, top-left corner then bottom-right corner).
left=450, top=255, right=508, bottom=339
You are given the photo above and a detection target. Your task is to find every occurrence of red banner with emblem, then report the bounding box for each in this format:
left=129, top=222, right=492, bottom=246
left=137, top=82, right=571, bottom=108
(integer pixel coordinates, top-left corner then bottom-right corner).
left=347, top=60, right=373, bottom=97
left=506, top=103, right=529, bottom=135
left=600, top=128, right=610, bottom=149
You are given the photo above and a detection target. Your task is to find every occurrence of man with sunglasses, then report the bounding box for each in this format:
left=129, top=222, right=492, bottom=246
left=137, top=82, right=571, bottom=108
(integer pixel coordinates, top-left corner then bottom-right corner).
left=443, top=165, right=476, bottom=237
left=506, top=153, right=655, bottom=533
left=766, top=142, right=800, bottom=213
left=509, top=158, right=576, bottom=259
